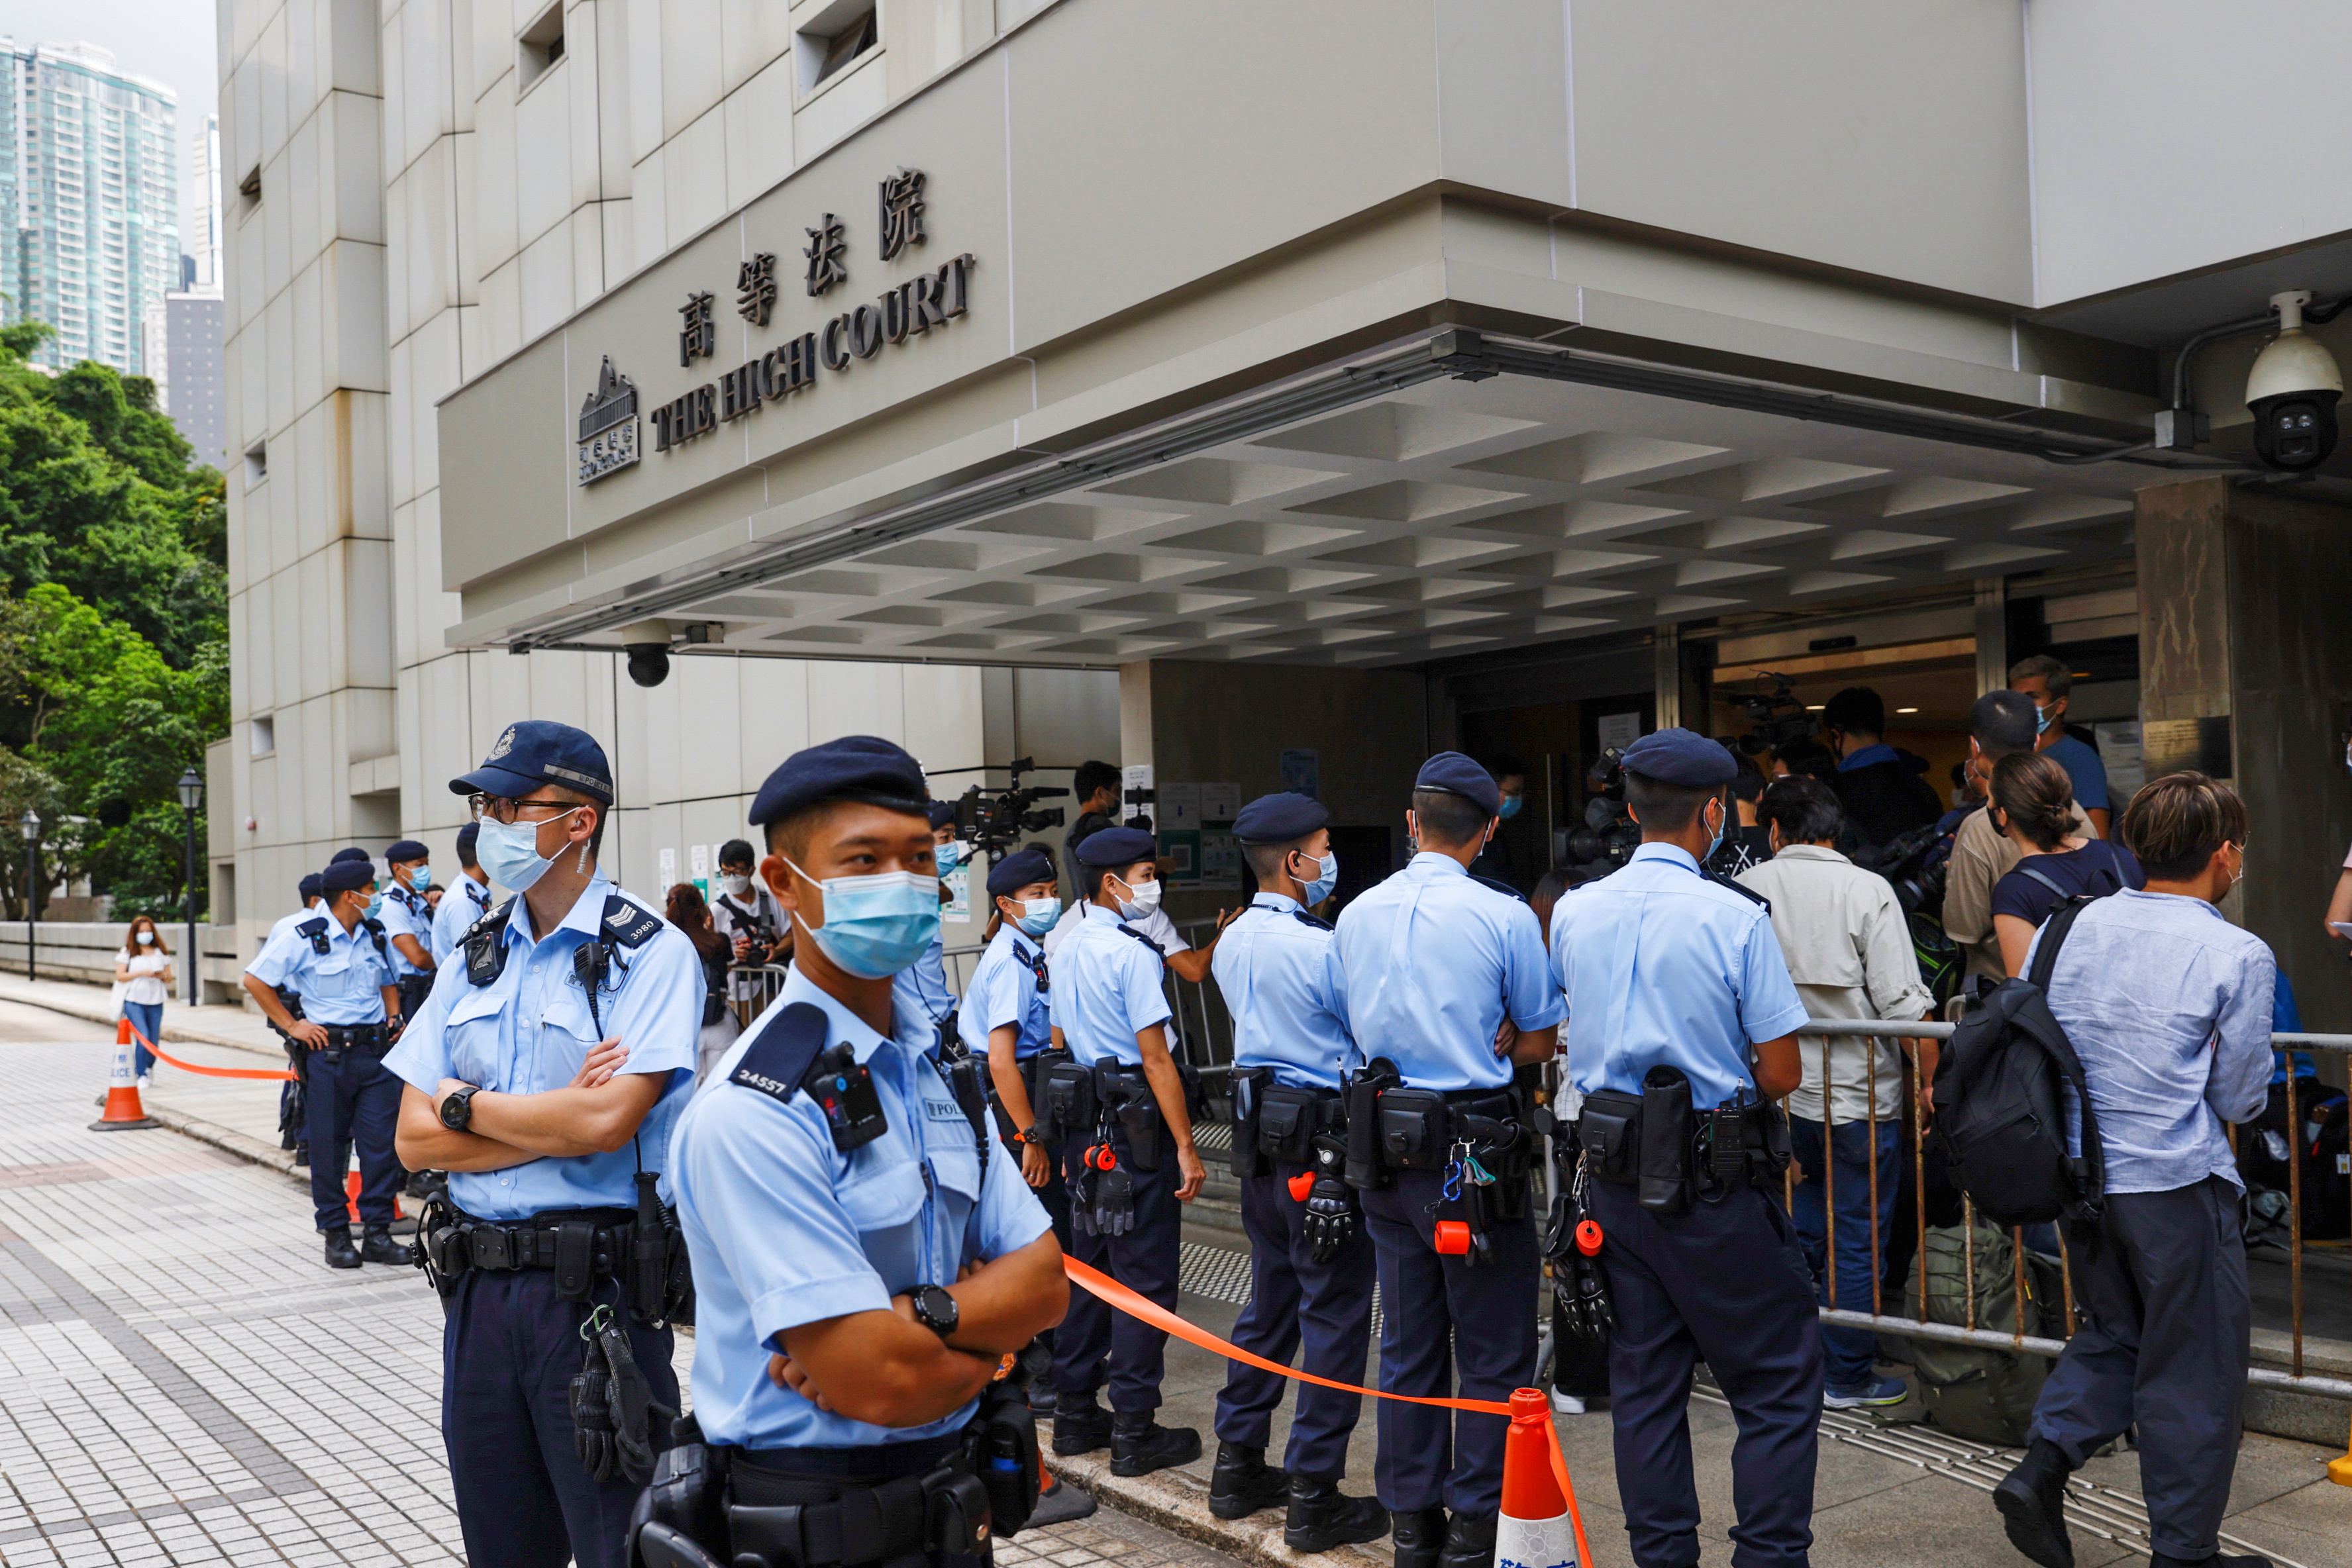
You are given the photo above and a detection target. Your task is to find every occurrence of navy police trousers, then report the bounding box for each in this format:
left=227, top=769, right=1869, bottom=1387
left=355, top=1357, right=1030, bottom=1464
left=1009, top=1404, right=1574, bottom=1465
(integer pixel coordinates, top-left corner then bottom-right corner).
left=1215, top=1163, right=1376, bottom=1479
left=302, top=1044, right=404, bottom=1232
left=1359, top=1167, right=1539, bottom=1518
left=1054, top=1126, right=1180, bottom=1412
left=442, top=1266, right=678, bottom=1568
left=1587, top=1178, right=1823, bottom=1568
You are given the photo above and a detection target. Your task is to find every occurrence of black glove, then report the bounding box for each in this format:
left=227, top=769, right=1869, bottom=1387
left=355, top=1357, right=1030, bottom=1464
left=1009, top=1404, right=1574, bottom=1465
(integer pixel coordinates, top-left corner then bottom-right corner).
left=1302, top=1136, right=1356, bottom=1263
left=1068, top=1158, right=1099, bottom=1237
left=1092, top=1161, right=1135, bottom=1237
left=1558, top=1250, right=1616, bottom=1346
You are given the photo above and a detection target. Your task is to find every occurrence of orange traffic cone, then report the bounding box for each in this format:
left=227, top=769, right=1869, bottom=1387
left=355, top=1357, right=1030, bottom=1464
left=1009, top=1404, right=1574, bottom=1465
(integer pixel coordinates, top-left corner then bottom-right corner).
left=1496, top=1387, right=1580, bottom=1568
left=344, top=1169, right=405, bottom=1224
left=2328, top=1412, right=2351, bottom=1487
left=89, top=1016, right=159, bottom=1132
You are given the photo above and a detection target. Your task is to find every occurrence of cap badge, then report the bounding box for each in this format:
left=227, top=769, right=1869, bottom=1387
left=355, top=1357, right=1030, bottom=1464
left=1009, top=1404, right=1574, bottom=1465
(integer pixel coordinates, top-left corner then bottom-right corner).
left=487, top=725, right=517, bottom=761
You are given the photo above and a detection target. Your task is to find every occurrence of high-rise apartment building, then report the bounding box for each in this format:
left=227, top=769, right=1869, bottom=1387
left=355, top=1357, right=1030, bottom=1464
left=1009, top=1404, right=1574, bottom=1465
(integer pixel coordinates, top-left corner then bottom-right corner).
left=189, top=109, right=220, bottom=288
left=0, top=40, right=180, bottom=378
left=164, top=287, right=224, bottom=467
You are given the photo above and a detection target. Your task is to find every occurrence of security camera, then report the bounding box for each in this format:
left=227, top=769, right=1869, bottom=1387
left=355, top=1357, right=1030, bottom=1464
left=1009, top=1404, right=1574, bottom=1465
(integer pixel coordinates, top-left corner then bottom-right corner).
left=617, top=619, right=674, bottom=688
left=2246, top=291, right=2343, bottom=472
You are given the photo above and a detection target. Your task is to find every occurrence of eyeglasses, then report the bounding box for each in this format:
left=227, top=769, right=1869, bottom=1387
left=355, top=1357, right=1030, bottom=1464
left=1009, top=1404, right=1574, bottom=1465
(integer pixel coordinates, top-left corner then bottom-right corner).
left=468, top=793, right=579, bottom=824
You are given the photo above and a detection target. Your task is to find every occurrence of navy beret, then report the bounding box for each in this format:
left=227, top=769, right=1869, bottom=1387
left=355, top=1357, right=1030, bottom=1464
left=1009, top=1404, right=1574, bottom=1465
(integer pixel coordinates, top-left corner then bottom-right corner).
left=927, top=800, right=959, bottom=832
left=322, top=859, right=375, bottom=894
left=1621, top=728, right=1739, bottom=788
left=329, top=846, right=370, bottom=865
left=986, top=846, right=1058, bottom=899
left=1414, top=751, right=1502, bottom=818
left=748, top=735, right=929, bottom=828
left=297, top=873, right=325, bottom=900
left=450, top=720, right=615, bottom=805
left=456, top=822, right=480, bottom=862
left=1076, top=826, right=1158, bottom=868
left=384, top=839, right=430, bottom=863
left=1233, top=791, right=1329, bottom=844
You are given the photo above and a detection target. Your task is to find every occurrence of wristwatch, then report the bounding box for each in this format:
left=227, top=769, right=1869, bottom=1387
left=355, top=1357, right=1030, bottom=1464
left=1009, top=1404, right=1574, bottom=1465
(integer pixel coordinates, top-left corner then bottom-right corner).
left=439, top=1084, right=481, bottom=1132
left=1012, top=1124, right=1041, bottom=1146
left=911, top=1284, right=960, bottom=1338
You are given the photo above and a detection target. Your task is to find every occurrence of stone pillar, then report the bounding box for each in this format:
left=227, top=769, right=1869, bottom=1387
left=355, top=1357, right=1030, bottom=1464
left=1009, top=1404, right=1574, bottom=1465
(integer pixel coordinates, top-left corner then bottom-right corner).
left=1972, top=577, right=2008, bottom=696
left=2136, top=476, right=2352, bottom=1034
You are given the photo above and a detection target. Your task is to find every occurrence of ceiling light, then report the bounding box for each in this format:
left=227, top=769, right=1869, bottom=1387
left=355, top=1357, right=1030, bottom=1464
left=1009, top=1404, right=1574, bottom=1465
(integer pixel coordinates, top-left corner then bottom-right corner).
left=1896, top=707, right=1919, bottom=714
left=1805, top=705, right=1824, bottom=711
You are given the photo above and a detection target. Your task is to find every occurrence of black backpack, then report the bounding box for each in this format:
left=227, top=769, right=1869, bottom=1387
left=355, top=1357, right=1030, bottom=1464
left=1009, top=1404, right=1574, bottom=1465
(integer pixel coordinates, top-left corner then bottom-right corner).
left=1931, top=898, right=2106, bottom=1227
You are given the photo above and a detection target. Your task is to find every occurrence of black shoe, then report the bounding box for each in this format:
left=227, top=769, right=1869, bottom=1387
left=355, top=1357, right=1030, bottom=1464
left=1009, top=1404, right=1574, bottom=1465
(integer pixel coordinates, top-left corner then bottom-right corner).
left=1285, top=1475, right=1389, bottom=1553
left=1993, top=1439, right=2076, bottom=1568
left=1209, top=1442, right=1288, bottom=1520
left=1051, top=1391, right=1113, bottom=1457
left=2150, top=1556, right=2273, bottom=1568
left=1439, top=1512, right=1497, bottom=1568
left=1027, top=1383, right=1058, bottom=1419
left=1392, top=1506, right=1448, bottom=1568
left=359, top=1225, right=413, bottom=1265
left=1109, top=1412, right=1201, bottom=1477
left=323, top=1230, right=361, bottom=1269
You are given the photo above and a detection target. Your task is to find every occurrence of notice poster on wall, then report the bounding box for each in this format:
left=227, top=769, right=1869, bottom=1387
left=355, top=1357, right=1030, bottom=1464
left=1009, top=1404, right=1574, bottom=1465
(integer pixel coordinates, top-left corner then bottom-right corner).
left=944, top=863, right=971, bottom=922
left=1597, top=712, right=1643, bottom=751
left=1159, top=828, right=1201, bottom=882
left=1198, top=828, right=1243, bottom=893
left=1200, top=782, right=1240, bottom=823
left=1281, top=748, right=1319, bottom=797
left=2093, top=721, right=2146, bottom=802
left=690, top=843, right=710, bottom=895
left=660, top=847, right=677, bottom=891
left=1158, top=782, right=1202, bottom=831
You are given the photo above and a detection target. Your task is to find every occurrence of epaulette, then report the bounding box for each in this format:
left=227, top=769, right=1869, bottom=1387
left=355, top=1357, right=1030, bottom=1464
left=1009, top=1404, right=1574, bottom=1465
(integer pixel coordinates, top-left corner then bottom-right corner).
left=297, top=916, right=330, bottom=954
left=1115, top=924, right=1167, bottom=966
left=599, top=893, right=664, bottom=948
left=464, top=897, right=519, bottom=987
left=1470, top=873, right=1529, bottom=903
left=1290, top=908, right=1333, bottom=931
left=728, top=1003, right=831, bottom=1106
left=1706, top=869, right=1770, bottom=912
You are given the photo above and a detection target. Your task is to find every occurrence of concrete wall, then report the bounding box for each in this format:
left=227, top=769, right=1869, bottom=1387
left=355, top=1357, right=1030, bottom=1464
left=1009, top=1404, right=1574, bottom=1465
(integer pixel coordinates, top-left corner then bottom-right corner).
left=0, top=924, right=242, bottom=998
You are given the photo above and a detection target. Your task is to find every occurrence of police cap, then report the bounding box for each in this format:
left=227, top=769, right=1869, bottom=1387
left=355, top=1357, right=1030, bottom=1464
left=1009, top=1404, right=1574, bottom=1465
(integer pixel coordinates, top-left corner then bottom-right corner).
left=329, top=846, right=370, bottom=865
left=1413, top=751, right=1502, bottom=818
left=322, top=859, right=374, bottom=895
left=986, top=846, right=1057, bottom=899
left=297, top=873, right=325, bottom=901
left=1232, top=791, right=1329, bottom=845
left=450, top=720, right=615, bottom=805
left=1075, top=826, right=1156, bottom=868
left=927, top=800, right=959, bottom=832
left=455, top=822, right=480, bottom=865
left=1621, top=727, right=1739, bottom=789
left=384, top=839, right=430, bottom=865
left=748, top=735, right=929, bottom=829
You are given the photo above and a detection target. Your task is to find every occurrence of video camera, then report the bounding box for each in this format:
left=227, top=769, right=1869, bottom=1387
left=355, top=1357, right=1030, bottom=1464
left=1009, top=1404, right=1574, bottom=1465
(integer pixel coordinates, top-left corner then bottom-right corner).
left=1731, top=673, right=1817, bottom=757
left=1560, top=746, right=1643, bottom=874
left=948, top=758, right=1070, bottom=857
left=1853, top=818, right=1953, bottom=918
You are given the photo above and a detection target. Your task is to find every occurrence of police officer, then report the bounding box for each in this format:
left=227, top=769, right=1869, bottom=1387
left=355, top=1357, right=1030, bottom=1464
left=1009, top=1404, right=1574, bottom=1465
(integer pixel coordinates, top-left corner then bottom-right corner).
left=1548, top=729, right=1817, bottom=1568
left=380, top=838, right=436, bottom=1020
left=266, top=872, right=328, bottom=949
left=242, top=857, right=411, bottom=1269
left=1048, top=826, right=1205, bottom=1475
left=961, top=845, right=1070, bottom=1259
left=1332, top=753, right=1562, bottom=1568
left=384, top=721, right=702, bottom=1568
left=1212, top=792, right=1388, bottom=1552
left=430, top=822, right=494, bottom=964
left=263, top=871, right=329, bottom=1165
left=651, top=736, right=1065, bottom=1568
left=892, top=802, right=963, bottom=1054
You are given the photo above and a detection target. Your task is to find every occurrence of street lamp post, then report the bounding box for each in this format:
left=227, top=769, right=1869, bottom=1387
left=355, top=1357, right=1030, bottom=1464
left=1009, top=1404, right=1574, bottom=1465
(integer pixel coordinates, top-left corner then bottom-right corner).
left=176, top=768, right=204, bottom=1006
left=17, top=808, right=39, bottom=984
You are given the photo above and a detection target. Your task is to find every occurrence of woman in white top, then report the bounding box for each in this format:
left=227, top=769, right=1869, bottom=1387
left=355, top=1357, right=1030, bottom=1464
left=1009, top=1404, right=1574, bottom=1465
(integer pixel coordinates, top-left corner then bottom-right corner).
left=114, top=916, right=174, bottom=1085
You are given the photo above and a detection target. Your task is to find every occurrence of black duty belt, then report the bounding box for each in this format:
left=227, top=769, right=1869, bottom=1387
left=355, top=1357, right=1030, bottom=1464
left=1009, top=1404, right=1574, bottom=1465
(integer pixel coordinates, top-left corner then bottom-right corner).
left=319, top=1022, right=390, bottom=1053
left=435, top=1206, right=635, bottom=1283
left=727, top=1431, right=990, bottom=1568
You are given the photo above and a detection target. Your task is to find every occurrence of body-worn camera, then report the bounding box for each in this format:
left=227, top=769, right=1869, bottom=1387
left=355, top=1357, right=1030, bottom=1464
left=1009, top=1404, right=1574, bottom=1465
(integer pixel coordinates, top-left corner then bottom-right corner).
left=947, top=758, right=1070, bottom=857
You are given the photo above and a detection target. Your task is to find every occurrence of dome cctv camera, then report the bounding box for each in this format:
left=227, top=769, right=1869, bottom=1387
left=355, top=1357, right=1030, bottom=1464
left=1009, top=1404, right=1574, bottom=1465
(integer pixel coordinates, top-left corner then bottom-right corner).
left=2246, top=290, right=2343, bottom=472
left=617, top=619, right=674, bottom=687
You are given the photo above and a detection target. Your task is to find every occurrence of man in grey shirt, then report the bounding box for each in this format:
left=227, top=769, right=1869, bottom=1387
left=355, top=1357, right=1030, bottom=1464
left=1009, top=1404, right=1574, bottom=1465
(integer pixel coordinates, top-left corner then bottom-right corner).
left=1994, top=773, right=2273, bottom=1568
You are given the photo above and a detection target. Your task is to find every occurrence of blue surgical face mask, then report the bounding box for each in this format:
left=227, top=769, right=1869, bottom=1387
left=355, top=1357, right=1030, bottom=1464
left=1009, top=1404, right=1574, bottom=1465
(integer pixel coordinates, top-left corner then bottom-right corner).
left=364, top=892, right=386, bottom=922
left=409, top=864, right=433, bottom=891
left=1702, top=797, right=1726, bottom=862
left=935, top=840, right=962, bottom=874
left=1299, top=850, right=1339, bottom=906
left=2033, top=701, right=2055, bottom=736
left=1015, top=895, right=1061, bottom=936
left=1498, top=795, right=1523, bottom=820
left=475, top=808, right=580, bottom=892
left=785, top=856, right=942, bottom=979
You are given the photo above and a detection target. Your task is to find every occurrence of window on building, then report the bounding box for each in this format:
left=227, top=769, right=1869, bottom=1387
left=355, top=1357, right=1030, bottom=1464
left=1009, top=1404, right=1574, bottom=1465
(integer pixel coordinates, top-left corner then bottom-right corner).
left=517, top=2, right=566, bottom=92
left=797, top=1, right=878, bottom=94
left=244, top=439, right=266, bottom=489
left=237, top=164, right=259, bottom=215
left=250, top=714, right=274, bottom=757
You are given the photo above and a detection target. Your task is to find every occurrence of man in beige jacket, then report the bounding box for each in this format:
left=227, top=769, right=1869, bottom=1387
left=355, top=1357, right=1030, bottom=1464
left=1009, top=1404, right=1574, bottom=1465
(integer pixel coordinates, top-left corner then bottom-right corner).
left=1941, top=690, right=2096, bottom=986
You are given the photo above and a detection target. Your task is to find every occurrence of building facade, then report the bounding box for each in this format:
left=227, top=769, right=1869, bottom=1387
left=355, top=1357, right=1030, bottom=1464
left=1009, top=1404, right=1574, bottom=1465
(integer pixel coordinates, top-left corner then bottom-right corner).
left=0, top=40, right=179, bottom=378
left=164, top=287, right=227, bottom=467
left=218, top=0, right=2352, bottom=1036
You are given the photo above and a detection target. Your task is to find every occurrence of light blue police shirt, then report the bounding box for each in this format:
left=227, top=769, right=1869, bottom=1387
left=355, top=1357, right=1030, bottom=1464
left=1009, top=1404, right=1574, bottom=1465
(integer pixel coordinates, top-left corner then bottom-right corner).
left=891, top=932, right=958, bottom=1053
left=1048, top=904, right=1172, bottom=1068
left=431, top=873, right=495, bottom=964
left=383, top=874, right=700, bottom=1221
left=1213, top=893, right=1355, bottom=1090
left=378, top=883, right=435, bottom=977
left=1551, top=842, right=1810, bottom=1110
left=667, top=967, right=1053, bottom=1449
left=1333, top=853, right=1562, bottom=1093
left=264, top=902, right=323, bottom=954
left=955, top=925, right=1051, bottom=1061
left=246, top=914, right=397, bottom=1024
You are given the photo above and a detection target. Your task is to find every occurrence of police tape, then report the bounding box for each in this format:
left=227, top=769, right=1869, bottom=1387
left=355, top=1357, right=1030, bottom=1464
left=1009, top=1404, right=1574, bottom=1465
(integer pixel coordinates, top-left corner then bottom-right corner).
left=122, top=1020, right=297, bottom=1081
left=1059, top=1255, right=1596, bottom=1565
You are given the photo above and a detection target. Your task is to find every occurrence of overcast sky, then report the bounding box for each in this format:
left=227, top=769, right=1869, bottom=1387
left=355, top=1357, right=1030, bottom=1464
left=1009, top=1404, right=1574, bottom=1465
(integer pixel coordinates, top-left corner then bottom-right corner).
left=7, top=0, right=221, bottom=265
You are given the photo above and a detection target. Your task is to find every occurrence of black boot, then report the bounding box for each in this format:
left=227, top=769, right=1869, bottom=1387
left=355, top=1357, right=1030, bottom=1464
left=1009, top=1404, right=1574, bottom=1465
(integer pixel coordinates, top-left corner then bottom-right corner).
left=2149, top=1555, right=2273, bottom=1568
left=1285, top=1474, right=1389, bottom=1553
left=1992, top=1438, right=2076, bottom=1568
left=322, top=1230, right=361, bottom=1269
left=1391, top=1506, right=1448, bottom=1568
left=1109, top=1412, right=1201, bottom=1477
left=1439, top=1512, right=1497, bottom=1568
left=1027, top=1382, right=1058, bottom=1418
left=1208, top=1442, right=1288, bottom=1520
left=1050, top=1391, right=1113, bottom=1457
left=359, top=1225, right=413, bottom=1265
